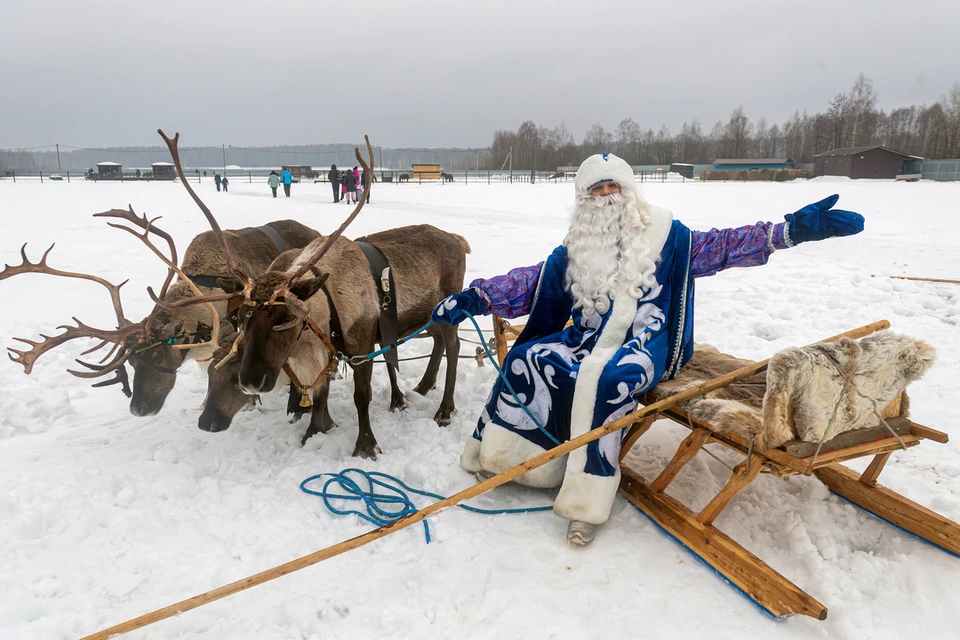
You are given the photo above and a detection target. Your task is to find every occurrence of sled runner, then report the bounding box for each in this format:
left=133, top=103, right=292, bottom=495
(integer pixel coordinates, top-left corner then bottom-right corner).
left=493, top=316, right=957, bottom=620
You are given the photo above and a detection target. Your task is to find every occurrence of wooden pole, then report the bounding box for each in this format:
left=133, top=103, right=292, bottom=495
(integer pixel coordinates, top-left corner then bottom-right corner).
left=80, top=320, right=889, bottom=640
left=888, top=275, right=960, bottom=285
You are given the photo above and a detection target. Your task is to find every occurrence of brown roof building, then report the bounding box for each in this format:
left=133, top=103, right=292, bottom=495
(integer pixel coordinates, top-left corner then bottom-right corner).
left=814, top=146, right=920, bottom=179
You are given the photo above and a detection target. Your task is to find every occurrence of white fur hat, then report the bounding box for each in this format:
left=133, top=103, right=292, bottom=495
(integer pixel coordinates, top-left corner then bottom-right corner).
left=574, top=153, right=637, bottom=197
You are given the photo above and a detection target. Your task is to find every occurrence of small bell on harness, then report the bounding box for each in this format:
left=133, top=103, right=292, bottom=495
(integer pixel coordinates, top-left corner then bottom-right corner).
left=298, top=388, right=313, bottom=408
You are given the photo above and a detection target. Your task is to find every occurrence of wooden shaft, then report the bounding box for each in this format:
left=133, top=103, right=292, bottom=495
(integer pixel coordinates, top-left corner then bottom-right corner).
left=81, top=319, right=889, bottom=639
left=910, top=422, right=949, bottom=444
left=651, top=428, right=710, bottom=492
left=889, top=275, right=960, bottom=285
left=697, top=454, right=765, bottom=525
left=858, top=452, right=892, bottom=485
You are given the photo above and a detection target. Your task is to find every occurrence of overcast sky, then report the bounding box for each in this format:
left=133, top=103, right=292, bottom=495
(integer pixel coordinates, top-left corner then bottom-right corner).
left=1, top=0, right=957, bottom=149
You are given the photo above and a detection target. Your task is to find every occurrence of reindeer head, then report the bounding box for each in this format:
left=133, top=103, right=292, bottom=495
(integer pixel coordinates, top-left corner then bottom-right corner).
left=198, top=319, right=250, bottom=432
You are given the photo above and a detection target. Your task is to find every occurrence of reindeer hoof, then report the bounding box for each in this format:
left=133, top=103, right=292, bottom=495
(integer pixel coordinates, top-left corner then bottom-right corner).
left=413, top=382, right=437, bottom=397
left=434, top=407, right=457, bottom=427
left=390, top=395, right=408, bottom=412
left=353, top=443, right=381, bottom=460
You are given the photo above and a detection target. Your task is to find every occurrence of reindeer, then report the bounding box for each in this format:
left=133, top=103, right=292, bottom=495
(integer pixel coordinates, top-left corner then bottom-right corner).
left=129, top=219, right=318, bottom=416
left=198, top=235, right=470, bottom=447
left=162, top=133, right=470, bottom=458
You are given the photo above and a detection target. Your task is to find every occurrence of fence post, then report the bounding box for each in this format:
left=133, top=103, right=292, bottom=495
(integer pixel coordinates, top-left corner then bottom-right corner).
left=67, top=171, right=70, bottom=183
left=488, top=170, right=490, bottom=185
left=40, top=170, right=43, bottom=183
left=12, top=170, right=15, bottom=183
left=249, top=171, right=252, bottom=183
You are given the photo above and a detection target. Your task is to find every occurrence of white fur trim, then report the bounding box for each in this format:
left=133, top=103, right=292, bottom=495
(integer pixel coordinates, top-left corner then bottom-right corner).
left=555, top=204, right=673, bottom=523
left=460, top=436, right=482, bottom=472
left=575, top=154, right=637, bottom=198
left=553, top=466, right=622, bottom=525
left=475, top=423, right=567, bottom=488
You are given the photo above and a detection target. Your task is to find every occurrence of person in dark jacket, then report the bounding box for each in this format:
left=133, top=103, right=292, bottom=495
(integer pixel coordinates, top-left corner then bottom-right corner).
left=281, top=168, right=293, bottom=197
left=344, top=168, right=358, bottom=203
left=214, top=173, right=222, bottom=191
left=221, top=174, right=229, bottom=192
left=328, top=164, right=340, bottom=203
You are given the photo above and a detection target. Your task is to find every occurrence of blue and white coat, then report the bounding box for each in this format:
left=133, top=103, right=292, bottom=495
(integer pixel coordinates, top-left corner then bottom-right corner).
left=462, top=205, right=792, bottom=524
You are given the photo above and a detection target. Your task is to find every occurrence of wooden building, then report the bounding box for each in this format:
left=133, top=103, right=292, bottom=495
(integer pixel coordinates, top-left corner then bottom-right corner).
left=96, top=161, right=122, bottom=178
left=814, top=146, right=920, bottom=179
left=151, top=162, right=176, bottom=180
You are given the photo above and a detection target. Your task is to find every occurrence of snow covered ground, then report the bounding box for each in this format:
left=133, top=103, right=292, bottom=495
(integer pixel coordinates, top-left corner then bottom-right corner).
left=1, top=177, right=958, bottom=640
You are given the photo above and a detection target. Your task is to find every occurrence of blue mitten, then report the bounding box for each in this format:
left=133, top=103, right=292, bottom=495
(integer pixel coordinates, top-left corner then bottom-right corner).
left=431, top=288, right=487, bottom=325
left=785, top=194, right=864, bottom=244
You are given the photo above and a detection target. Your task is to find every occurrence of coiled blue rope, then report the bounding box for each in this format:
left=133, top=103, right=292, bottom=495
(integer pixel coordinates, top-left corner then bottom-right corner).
left=300, top=469, right=551, bottom=543
left=301, top=310, right=560, bottom=541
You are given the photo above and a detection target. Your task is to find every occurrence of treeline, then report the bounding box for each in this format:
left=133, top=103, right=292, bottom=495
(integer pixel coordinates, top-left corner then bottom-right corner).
left=0, top=144, right=487, bottom=172
left=487, top=74, right=960, bottom=169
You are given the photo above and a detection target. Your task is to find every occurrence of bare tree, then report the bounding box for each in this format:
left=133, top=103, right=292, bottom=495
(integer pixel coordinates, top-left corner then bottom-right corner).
left=725, top=106, right=752, bottom=158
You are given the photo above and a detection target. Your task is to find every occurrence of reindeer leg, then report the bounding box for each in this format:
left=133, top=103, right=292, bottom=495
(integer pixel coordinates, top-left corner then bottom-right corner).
left=433, top=325, right=459, bottom=426
left=413, top=326, right=445, bottom=396
left=301, top=380, right=337, bottom=445
left=351, top=361, right=380, bottom=459
left=386, top=360, right=408, bottom=411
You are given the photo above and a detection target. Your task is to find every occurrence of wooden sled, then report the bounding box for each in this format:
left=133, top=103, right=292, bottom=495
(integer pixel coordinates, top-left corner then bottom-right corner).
left=492, top=316, right=958, bottom=620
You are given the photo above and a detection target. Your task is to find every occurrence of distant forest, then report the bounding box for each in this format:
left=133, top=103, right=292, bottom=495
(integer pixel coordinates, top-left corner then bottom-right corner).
left=488, top=74, right=960, bottom=169
left=3, top=74, right=959, bottom=173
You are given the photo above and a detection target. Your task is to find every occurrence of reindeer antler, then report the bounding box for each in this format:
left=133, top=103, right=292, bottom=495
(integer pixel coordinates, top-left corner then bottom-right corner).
left=266, top=136, right=375, bottom=308
left=8, top=318, right=141, bottom=375
left=95, top=206, right=220, bottom=352
left=0, top=244, right=129, bottom=327
left=287, top=136, right=375, bottom=287
left=158, top=129, right=249, bottom=283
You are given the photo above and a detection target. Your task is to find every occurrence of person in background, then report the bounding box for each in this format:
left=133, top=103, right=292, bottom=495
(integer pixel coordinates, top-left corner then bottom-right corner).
left=281, top=168, right=293, bottom=197
left=431, top=152, right=864, bottom=547
left=344, top=167, right=358, bottom=204
left=267, top=170, right=280, bottom=198
left=328, top=164, right=341, bottom=203
left=221, top=174, right=229, bottom=192
left=214, top=173, right=222, bottom=192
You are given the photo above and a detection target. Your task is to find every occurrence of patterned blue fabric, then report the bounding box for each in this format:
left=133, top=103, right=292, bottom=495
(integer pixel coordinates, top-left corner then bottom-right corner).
left=473, top=221, right=695, bottom=479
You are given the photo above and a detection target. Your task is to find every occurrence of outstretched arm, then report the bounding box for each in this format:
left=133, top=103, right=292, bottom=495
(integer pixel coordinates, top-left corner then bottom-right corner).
left=691, top=194, right=864, bottom=278
left=690, top=221, right=790, bottom=278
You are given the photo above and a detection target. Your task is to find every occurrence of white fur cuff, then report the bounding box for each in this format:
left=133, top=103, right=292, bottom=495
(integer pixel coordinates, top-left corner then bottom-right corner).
left=553, top=466, right=621, bottom=525
left=475, top=423, right=567, bottom=488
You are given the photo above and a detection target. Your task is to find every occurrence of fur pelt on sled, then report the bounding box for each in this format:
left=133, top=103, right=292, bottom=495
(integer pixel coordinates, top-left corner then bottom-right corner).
left=649, top=331, right=935, bottom=450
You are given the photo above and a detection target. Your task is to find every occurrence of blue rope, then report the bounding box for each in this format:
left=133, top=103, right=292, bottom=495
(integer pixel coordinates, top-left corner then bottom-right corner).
left=301, top=310, right=559, bottom=541
left=300, top=469, right=552, bottom=543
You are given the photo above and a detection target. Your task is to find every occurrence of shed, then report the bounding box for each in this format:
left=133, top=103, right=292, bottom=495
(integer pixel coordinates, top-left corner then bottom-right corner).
left=151, top=162, right=176, bottom=179
left=96, top=161, right=122, bottom=178
left=411, top=163, right=441, bottom=180
left=669, top=163, right=694, bottom=178
left=814, top=146, right=920, bottom=179
left=713, top=158, right=795, bottom=171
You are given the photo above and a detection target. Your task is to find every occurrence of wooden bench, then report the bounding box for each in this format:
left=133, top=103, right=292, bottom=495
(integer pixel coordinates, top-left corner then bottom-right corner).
left=491, top=315, right=957, bottom=620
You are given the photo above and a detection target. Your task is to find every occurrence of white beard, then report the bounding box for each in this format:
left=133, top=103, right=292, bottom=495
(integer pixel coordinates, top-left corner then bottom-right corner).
left=562, top=192, right=658, bottom=321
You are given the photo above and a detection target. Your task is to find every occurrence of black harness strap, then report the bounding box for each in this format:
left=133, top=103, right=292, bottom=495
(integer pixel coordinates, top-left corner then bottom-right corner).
left=256, top=224, right=289, bottom=254
left=319, top=282, right=348, bottom=357
left=355, top=241, right=399, bottom=371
